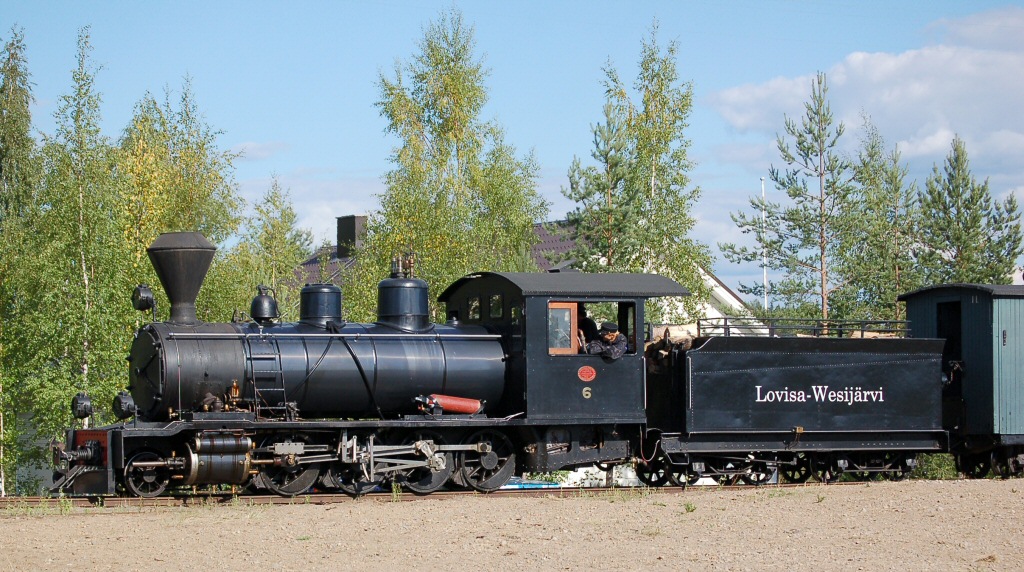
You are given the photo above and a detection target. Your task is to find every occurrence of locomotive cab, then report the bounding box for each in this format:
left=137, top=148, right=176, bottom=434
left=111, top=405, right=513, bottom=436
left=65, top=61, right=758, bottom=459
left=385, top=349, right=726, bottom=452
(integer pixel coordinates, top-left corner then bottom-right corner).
left=439, top=272, right=689, bottom=423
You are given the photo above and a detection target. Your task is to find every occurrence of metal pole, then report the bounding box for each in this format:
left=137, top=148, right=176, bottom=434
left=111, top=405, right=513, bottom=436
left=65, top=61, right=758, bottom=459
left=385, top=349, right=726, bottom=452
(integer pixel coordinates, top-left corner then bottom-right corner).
left=761, top=177, right=768, bottom=311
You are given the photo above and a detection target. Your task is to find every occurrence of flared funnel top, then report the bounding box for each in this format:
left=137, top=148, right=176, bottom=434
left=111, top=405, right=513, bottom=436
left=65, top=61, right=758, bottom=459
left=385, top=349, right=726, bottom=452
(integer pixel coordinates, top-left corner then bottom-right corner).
left=147, top=232, right=216, bottom=324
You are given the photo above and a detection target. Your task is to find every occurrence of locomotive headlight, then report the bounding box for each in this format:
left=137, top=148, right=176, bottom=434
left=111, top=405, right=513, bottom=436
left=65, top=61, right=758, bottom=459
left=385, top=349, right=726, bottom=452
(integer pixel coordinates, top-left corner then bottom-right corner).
left=71, top=392, right=93, bottom=419
left=132, top=284, right=155, bottom=312
left=112, top=391, right=137, bottom=420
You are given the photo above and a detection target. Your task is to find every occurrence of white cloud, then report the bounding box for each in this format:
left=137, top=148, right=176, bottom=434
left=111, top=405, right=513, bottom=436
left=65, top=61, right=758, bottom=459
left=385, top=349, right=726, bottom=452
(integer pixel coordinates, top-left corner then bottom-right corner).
left=705, top=7, right=1024, bottom=294
left=934, top=6, right=1024, bottom=52
left=708, top=7, right=1024, bottom=187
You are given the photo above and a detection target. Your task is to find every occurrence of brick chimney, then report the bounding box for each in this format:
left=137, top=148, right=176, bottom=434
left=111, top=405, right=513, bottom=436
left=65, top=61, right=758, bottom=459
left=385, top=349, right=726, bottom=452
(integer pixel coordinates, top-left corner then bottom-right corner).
left=336, top=215, right=366, bottom=259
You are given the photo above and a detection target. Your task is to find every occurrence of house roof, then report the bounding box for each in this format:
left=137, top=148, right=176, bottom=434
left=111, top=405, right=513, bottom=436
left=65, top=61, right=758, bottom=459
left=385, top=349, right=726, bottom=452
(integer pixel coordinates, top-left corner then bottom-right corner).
left=438, top=271, right=690, bottom=301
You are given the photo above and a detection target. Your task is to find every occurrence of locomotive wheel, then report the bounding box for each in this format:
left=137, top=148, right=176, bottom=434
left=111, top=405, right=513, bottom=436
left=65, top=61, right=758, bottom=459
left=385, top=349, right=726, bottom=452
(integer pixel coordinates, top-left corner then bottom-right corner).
left=261, top=461, right=321, bottom=496
left=400, top=430, right=454, bottom=495
left=321, top=462, right=379, bottom=496
left=458, top=430, right=516, bottom=492
left=258, top=434, right=321, bottom=497
left=780, top=454, right=811, bottom=484
left=635, top=456, right=670, bottom=487
left=124, top=451, right=171, bottom=498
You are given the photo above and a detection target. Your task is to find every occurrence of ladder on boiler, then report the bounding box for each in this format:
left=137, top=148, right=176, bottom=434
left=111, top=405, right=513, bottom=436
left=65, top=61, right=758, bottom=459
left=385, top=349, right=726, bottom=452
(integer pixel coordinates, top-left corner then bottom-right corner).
left=246, top=336, right=291, bottom=419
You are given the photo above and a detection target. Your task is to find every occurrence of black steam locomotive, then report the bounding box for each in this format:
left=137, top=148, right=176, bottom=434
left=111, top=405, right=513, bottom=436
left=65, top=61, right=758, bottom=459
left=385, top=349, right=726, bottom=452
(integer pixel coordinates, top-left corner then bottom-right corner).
left=51, top=232, right=1024, bottom=497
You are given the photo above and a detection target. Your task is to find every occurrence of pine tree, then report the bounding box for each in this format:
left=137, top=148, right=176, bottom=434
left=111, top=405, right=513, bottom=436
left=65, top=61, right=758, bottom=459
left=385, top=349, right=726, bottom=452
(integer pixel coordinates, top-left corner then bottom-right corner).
left=838, top=119, right=922, bottom=321
left=563, top=101, right=635, bottom=271
left=721, top=72, right=855, bottom=321
left=917, top=136, right=1023, bottom=284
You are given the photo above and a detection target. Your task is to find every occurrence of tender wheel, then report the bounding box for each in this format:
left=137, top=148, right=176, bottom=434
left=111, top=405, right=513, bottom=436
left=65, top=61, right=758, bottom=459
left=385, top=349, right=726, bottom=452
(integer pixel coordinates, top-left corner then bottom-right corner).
left=781, top=454, right=812, bottom=484
left=595, top=461, right=617, bottom=472
left=885, top=454, right=911, bottom=481
left=741, top=465, right=775, bottom=486
left=124, top=451, right=170, bottom=498
left=991, top=451, right=1011, bottom=479
left=400, top=430, right=454, bottom=495
left=635, top=456, right=670, bottom=487
left=816, top=467, right=842, bottom=484
left=957, top=454, right=990, bottom=479
left=458, top=430, right=516, bottom=492
left=667, top=468, right=690, bottom=487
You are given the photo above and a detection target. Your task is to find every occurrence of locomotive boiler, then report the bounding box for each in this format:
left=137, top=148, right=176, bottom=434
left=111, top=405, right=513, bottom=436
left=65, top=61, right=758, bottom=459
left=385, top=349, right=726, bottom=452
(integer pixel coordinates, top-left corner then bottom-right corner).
left=127, top=232, right=507, bottom=422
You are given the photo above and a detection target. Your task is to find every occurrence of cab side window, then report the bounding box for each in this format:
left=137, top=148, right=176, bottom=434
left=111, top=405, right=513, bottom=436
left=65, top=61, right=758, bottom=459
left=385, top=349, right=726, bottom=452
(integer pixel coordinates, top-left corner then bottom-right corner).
left=489, top=294, right=503, bottom=319
left=547, top=302, right=578, bottom=355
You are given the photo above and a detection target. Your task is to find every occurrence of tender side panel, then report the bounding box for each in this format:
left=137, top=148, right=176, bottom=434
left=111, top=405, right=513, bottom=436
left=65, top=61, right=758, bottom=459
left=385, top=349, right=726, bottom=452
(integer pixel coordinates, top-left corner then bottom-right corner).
left=685, top=337, right=945, bottom=433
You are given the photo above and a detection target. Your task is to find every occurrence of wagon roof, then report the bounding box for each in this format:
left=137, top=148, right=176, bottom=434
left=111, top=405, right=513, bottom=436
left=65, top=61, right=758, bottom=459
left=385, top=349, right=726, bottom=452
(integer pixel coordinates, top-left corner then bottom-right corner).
left=438, top=271, right=690, bottom=301
left=897, top=283, right=1024, bottom=301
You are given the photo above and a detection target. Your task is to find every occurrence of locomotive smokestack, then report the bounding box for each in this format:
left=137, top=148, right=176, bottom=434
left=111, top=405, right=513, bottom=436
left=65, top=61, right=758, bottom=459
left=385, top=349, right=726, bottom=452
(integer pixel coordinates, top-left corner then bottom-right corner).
left=147, top=232, right=216, bottom=325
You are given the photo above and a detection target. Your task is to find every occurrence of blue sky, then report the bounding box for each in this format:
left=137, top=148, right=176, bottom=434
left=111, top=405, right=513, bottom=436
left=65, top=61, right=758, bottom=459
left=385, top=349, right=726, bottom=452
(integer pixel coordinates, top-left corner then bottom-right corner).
left=4, top=1, right=1024, bottom=294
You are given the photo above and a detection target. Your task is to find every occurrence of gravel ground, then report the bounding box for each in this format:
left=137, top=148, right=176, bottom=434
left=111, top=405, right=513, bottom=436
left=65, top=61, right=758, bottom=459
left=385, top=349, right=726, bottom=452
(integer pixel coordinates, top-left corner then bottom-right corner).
left=0, top=479, right=1021, bottom=571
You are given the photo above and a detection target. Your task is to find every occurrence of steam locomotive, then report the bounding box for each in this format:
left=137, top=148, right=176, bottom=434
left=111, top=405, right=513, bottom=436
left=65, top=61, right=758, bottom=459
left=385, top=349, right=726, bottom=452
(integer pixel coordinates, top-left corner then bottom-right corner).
left=51, top=232, right=1024, bottom=497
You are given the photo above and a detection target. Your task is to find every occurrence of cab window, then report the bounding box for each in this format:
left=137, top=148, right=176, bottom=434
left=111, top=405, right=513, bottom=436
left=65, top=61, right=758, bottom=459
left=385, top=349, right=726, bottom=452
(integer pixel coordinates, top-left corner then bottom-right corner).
left=547, top=302, right=578, bottom=355
left=489, top=294, right=503, bottom=319
left=548, top=300, right=637, bottom=356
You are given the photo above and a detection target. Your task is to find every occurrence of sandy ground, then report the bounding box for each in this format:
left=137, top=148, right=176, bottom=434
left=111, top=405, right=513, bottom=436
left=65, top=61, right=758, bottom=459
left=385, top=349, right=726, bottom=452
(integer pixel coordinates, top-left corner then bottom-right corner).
left=0, top=479, right=1021, bottom=572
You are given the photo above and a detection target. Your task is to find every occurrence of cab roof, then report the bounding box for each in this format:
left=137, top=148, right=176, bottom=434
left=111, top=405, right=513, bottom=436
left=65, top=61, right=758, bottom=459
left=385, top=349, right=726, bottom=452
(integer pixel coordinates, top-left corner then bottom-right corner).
left=438, top=271, right=690, bottom=301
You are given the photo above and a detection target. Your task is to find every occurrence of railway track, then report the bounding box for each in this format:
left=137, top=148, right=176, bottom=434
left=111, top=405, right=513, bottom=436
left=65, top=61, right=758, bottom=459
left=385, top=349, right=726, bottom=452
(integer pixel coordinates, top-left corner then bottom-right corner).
left=0, top=480, right=870, bottom=511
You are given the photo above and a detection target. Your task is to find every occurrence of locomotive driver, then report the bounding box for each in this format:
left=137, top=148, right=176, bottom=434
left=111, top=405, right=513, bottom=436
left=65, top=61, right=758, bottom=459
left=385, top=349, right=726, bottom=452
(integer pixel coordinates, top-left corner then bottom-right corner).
left=586, top=322, right=627, bottom=360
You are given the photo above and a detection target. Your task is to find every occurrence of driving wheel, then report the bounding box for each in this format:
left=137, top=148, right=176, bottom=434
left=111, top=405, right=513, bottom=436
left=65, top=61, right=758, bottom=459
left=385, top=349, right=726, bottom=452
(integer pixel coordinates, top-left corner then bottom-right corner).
left=458, top=430, right=516, bottom=492
left=258, top=435, right=321, bottom=497
left=400, top=430, right=454, bottom=495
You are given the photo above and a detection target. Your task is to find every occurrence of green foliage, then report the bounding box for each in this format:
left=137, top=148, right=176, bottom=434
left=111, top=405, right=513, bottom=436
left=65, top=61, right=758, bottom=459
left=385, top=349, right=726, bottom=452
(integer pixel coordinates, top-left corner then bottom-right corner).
left=564, top=23, right=712, bottom=323
left=218, top=177, right=313, bottom=322
left=836, top=118, right=923, bottom=321
left=345, top=8, right=546, bottom=322
left=9, top=28, right=131, bottom=447
left=0, top=24, right=40, bottom=496
left=912, top=454, right=958, bottom=480
left=523, top=471, right=570, bottom=484
left=0, top=28, right=249, bottom=488
left=0, top=26, right=38, bottom=218
left=722, top=72, right=856, bottom=321
left=916, top=136, right=1023, bottom=284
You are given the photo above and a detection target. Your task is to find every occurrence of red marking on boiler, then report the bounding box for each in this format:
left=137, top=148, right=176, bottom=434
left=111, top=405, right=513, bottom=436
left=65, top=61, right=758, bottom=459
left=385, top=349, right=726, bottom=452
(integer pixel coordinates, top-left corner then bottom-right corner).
left=578, top=366, right=597, bottom=382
